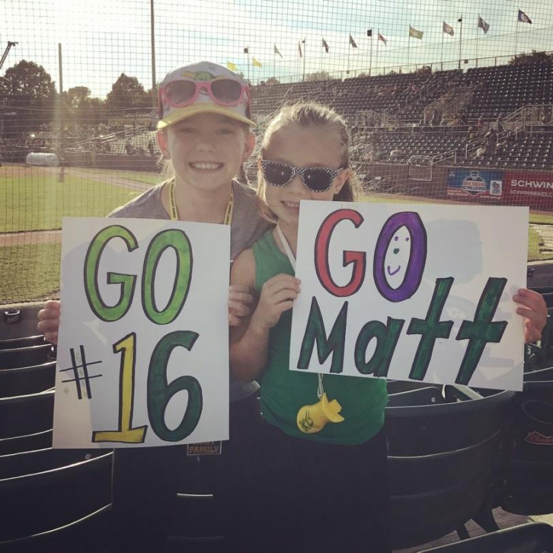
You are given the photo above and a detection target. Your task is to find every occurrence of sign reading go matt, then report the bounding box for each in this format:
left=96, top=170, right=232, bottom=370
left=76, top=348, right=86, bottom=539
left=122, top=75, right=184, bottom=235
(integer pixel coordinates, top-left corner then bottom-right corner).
left=503, top=171, right=553, bottom=210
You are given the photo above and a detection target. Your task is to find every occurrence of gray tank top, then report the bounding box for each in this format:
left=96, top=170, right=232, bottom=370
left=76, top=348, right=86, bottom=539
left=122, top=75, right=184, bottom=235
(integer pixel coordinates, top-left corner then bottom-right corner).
left=109, top=179, right=270, bottom=401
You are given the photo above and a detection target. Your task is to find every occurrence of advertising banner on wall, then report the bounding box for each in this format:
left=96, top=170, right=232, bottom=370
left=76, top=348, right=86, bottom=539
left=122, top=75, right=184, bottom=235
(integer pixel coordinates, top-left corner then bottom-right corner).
left=447, top=169, right=504, bottom=200
left=503, top=171, right=553, bottom=210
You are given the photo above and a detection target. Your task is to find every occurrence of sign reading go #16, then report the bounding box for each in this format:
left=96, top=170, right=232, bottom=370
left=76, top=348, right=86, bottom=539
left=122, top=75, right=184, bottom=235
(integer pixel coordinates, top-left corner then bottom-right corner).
left=53, top=218, right=230, bottom=449
left=290, top=202, right=528, bottom=392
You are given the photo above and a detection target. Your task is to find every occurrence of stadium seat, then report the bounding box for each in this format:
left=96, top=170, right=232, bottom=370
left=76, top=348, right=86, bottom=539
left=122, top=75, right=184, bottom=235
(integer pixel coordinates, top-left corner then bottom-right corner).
left=502, top=378, right=553, bottom=515
left=0, top=344, right=55, bottom=370
left=418, top=522, right=553, bottom=552
left=0, top=335, right=45, bottom=350
left=0, top=505, right=112, bottom=553
left=387, top=386, right=445, bottom=407
left=0, top=452, right=112, bottom=541
left=0, top=447, right=109, bottom=479
left=386, top=389, right=516, bottom=549
left=0, top=390, right=54, bottom=439
left=0, top=362, right=55, bottom=398
left=0, top=430, right=52, bottom=456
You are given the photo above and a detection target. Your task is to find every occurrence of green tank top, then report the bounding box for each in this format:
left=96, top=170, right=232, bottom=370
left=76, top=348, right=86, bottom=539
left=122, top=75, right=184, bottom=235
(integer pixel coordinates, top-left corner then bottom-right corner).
left=253, top=230, right=388, bottom=445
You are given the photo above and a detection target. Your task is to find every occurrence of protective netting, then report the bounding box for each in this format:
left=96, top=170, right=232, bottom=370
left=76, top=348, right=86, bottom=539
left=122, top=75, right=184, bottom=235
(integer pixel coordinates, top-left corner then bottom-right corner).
left=1, top=0, right=553, bottom=304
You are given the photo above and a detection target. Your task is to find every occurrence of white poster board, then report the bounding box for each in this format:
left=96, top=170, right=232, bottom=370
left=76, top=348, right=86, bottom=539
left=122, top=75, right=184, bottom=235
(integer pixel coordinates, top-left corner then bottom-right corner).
left=53, top=217, right=230, bottom=448
left=290, top=202, right=528, bottom=392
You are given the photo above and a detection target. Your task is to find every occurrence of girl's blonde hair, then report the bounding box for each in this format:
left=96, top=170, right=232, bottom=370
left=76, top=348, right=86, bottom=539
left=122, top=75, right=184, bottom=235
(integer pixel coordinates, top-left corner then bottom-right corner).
left=256, top=102, right=361, bottom=224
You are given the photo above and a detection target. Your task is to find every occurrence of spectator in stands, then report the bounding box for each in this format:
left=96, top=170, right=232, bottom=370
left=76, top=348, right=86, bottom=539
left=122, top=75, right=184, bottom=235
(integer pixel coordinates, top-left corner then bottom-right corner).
left=389, top=149, right=404, bottom=161
left=124, top=138, right=134, bottom=155
left=148, top=137, right=156, bottom=156
left=486, top=127, right=498, bottom=155
left=475, top=144, right=486, bottom=159
left=38, top=60, right=267, bottom=553
left=230, top=102, right=392, bottom=553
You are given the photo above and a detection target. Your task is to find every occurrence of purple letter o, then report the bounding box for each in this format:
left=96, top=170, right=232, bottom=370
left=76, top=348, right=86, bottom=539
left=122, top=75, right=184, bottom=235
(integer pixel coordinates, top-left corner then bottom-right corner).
left=373, top=212, right=427, bottom=302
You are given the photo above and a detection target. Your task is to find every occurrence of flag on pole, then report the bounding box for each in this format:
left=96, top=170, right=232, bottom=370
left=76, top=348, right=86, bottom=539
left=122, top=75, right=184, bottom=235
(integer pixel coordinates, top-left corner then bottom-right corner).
left=252, top=58, right=262, bottom=68
left=322, top=38, right=329, bottom=53
left=478, top=15, right=490, bottom=34
left=409, top=26, right=424, bottom=39
left=378, top=32, right=387, bottom=45
left=227, top=61, right=238, bottom=71
left=298, top=41, right=302, bottom=58
left=274, top=45, right=283, bottom=58
left=443, top=22, right=454, bottom=36
left=243, top=47, right=249, bottom=54
left=518, top=9, right=532, bottom=24
left=366, top=29, right=373, bottom=37
left=349, top=34, right=358, bottom=48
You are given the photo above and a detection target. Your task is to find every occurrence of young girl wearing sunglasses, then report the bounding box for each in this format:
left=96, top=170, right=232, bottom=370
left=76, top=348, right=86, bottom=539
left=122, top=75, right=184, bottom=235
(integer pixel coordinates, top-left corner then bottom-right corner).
left=38, top=61, right=269, bottom=552
left=229, top=102, right=548, bottom=553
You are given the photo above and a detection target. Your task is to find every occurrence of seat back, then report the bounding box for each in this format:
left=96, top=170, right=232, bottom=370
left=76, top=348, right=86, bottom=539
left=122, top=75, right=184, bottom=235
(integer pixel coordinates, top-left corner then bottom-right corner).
left=0, top=506, right=112, bottom=553
left=0, top=345, right=54, bottom=370
left=0, top=390, right=54, bottom=439
left=418, top=522, right=553, bottom=552
left=0, top=430, right=53, bottom=456
left=386, top=390, right=515, bottom=549
left=0, top=447, right=109, bottom=479
left=0, top=363, right=55, bottom=398
left=502, top=379, right=553, bottom=515
left=0, top=452, right=112, bottom=541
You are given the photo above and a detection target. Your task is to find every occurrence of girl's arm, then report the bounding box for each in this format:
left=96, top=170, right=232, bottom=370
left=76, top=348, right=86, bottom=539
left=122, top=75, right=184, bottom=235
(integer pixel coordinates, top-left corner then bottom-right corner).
left=230, top=249, right=300, bottom=382
left=515, top=288, right=548, bottom=343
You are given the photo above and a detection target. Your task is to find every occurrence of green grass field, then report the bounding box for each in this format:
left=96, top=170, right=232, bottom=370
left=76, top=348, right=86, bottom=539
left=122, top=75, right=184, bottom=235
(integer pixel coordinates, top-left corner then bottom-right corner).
left=0, top=167, right=151, bottom=232
left=1, top=165, right=552, bottom=303
left=0, top=243, right=61, bottom=305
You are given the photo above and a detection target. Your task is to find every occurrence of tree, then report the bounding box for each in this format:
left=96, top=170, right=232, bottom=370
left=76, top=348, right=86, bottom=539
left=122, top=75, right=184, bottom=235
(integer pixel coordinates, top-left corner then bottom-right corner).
left=305, top=71, right=331, bottom=82
left=509, top=50, right=553, bottom=66
left=106, top=73, right=151, bottom=115
left=62, top=87, right=107, bottom=127
left=0, top=60, right=57, bottom=135
left=266, top=77, right=280, bottom=85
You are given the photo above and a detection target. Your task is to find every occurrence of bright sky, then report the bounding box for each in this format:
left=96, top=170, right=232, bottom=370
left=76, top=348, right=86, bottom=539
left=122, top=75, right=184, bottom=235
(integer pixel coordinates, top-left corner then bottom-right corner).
left=1, top=0, right=552, bottom=98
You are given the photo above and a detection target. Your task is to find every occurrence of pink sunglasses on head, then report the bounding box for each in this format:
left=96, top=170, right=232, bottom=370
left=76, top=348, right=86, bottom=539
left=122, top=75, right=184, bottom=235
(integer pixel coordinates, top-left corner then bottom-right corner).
left=159, top=78, right=251, bottom=114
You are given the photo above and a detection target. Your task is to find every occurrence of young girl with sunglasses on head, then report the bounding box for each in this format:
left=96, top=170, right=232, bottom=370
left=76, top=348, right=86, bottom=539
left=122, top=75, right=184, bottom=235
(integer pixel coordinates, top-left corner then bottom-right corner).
left=38, top=61, right=269, bottom=552
left=229, top=102, right=548, bottom=553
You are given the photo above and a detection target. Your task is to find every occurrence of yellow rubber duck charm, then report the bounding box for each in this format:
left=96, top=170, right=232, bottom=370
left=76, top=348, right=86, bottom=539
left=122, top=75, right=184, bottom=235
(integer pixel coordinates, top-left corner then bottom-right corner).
left=296, top=393, right=345, bottom=434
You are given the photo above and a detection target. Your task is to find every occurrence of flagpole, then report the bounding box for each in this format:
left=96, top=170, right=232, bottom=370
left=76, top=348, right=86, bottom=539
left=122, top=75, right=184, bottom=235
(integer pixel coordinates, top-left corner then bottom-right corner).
left=247, top=51, right=250, bottom=83
left=476, top=18, right=479, bottom=68
left=303, top=39, right=306, bottom=82
left=514, top=21, right=519, bottom=59
left=441, top=27, right=444, bottom=71
left=376, top=30, right=379, bottom=75
left=369, top=34, right=373, bottom=77
left=348, top=39, right=351, bottom=74
left=458, top=17, right=463, bottom=70
left=407, top=33, right=411, bottom=72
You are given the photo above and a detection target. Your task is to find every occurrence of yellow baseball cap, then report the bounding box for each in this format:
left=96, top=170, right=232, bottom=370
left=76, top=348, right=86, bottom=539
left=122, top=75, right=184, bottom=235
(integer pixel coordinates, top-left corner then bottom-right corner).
left=157, top=61, right=255, bottom=129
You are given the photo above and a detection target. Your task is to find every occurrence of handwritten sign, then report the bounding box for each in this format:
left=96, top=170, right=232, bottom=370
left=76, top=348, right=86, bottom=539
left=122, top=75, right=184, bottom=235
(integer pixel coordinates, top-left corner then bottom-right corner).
left=54, top=218, right=230, bottom=448
left=290, top=202, right=528, bottom=392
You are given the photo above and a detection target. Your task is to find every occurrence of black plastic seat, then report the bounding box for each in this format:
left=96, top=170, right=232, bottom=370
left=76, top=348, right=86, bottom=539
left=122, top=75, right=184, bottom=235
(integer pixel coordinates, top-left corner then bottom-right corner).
left=386, top=390, right=516, bottom=549
left=0, top=430, right=52, bottom=456
left=0, top=344, right=54, bottom=370
left=0, top=452, right=112, bottom=541
left=0, top=447, right=109, bottom=479
left=0, top=505, right=112, bottom=553
left=0, top=362, right=55, bottom=398
left=0, top=336, right=46, bottom=350
left=418, top=522, right=553, bottom=552
left=0, top=390, right=54, bottom=439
